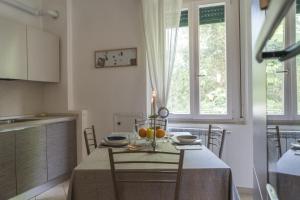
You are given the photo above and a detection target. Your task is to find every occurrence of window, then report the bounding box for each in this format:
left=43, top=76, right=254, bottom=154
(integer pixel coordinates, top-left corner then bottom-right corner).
left=266, top=22, right=285, bottom=115
left=168, top=10, right=190, bottom=114
left=168, top=0, right=241, bottom=120
left=198, top=5, right=227, bottom=115
left=266, top=0, right=300, bottom=120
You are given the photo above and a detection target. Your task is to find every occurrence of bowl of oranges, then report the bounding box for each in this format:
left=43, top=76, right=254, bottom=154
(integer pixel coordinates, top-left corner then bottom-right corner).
left=138, top=127, right=166, bottom=140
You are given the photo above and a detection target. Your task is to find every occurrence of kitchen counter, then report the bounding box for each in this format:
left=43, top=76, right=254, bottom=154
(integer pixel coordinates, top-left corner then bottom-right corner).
left=0, top=115, right=77, bottom=199
left=0, top=115, right=77, bottom=133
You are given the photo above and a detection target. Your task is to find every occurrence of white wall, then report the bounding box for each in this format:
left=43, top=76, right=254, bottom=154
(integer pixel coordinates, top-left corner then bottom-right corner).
left=42, top=0, right=70, bottom=113
left=0, top=0, right=45, bottom=117
left=225, top=0, right=253, bottom=189
left=0, top=80, right=44, bottom=116
left=71, top=0, right=147, bottom=140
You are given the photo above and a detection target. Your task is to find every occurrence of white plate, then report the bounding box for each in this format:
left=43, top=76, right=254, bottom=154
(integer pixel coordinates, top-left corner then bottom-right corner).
left=176, top=135, right=198, bottom=144
left=171, top=136, right=202, bottom=145
left=103, top=136, right=129, bottom=147
left=168, top=132, right=192, bottom=137
left=295, top=150, right=300, bottom=156
left=101, top=139, right=128, bottom=147
left=291, top=143, right=300, bottom=149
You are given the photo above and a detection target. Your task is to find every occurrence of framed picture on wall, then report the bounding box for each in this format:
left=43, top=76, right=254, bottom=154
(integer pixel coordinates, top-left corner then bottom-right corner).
left=95, top=48, right=137, bottom=68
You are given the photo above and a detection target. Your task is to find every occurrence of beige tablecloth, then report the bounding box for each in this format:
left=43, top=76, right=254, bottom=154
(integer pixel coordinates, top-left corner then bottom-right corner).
left=67, top=142, right=239, bottom=200
left=276, top=149, right=300, bottom=200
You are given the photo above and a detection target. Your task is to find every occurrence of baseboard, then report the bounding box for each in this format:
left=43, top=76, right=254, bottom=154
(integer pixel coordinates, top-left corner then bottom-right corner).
left=10, top=173, right=71, bottom=200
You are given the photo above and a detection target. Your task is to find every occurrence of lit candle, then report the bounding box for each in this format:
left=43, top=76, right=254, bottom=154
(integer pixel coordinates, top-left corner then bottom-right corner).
left=152, top=90, right=157, bottom=115
left=151, top=96, right=153, bottom=115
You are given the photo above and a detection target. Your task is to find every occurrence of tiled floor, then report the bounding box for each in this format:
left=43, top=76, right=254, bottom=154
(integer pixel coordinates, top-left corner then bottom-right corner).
left=239, top=189, right=253, bottom=200
left=30, top=181, right=69, bottom=200
left=30, top=181, right=253, bottom=200
left=240, top=193, right=253, bottom=200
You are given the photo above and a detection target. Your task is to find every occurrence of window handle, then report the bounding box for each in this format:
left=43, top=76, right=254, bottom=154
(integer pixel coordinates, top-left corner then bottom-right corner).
left=276, top=70, right=288, bottom=74
left=196, top=74, right=206, bottom=78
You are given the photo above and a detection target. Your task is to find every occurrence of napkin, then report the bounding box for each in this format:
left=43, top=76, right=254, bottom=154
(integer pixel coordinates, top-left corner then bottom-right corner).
left=175, top=145, right=202, bottom=150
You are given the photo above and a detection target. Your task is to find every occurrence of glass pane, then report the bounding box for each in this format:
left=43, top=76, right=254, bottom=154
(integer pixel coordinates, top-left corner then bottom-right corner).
left=266, top=21, right=285, bottom=115
left=297, top=0, right=300, bottom=14
left=168, top=11, right=190, bottom=114
left=297, top=13, right=300, bottom=114
left=198, top=4, right=227, bottom=115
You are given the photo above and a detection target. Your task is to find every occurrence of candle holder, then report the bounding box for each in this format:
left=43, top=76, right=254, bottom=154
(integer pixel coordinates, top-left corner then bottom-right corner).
left=150, top=90, right=158, bottom=151
left=148, top=114, right=159, bottom=151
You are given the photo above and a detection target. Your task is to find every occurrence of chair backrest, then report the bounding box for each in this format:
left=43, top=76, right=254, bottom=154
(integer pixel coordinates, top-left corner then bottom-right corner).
left=108, top=148, right=184, bottom=200
left=83, top=125, right=97, bottom=155
left=267, top=125, right=282, bottom=158
left=207, top=124, right=226, bottom=158
left=266, top=184, right=279, bottom=200
left=134, top=118, right=168, bottom=131
left=275, top=126, right=282, bottom=157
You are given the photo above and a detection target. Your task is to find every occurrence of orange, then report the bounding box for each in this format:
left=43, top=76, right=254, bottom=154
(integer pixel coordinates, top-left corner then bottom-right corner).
left=146, top=128, right=154, bottom=139
left=138, top=128, right=147, bottom=138
left=156, top=129, right=165, bottom=138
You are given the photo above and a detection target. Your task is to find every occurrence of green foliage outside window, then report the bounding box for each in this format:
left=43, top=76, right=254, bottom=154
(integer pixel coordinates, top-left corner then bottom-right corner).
left=265, top=22, right=285, bottom=115
left=198, top=21, right=227, bottom=114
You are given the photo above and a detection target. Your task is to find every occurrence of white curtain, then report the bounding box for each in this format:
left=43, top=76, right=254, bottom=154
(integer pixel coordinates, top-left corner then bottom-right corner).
left=142, top=0, right=182, bottom=108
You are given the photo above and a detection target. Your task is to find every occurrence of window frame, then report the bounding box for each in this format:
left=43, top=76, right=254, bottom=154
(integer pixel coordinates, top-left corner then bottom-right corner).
left=169, top=0, right=241, bottom=121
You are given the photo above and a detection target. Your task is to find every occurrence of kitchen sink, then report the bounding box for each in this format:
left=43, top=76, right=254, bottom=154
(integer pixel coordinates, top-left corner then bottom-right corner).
left=0, top=118, right=41, bottom=124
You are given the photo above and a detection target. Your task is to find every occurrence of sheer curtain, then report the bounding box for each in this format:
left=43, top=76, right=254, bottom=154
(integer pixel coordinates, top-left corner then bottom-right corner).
left=141, top=0, right=182, bottom=108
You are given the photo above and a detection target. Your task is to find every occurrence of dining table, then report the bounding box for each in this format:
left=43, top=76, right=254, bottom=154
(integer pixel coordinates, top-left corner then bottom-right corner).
left=276, top=149, right=300, bottom=200
left=67, top=135, right=239, bottom=200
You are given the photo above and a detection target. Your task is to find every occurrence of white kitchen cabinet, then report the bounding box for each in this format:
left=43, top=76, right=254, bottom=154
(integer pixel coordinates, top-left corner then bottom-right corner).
left=27, top=26, right=60, bottom=82
left=0, top=17, right=27, bottom=80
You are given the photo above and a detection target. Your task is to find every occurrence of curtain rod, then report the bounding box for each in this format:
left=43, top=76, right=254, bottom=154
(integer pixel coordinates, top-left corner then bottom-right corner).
left=0, top=0, right=59, bottom=19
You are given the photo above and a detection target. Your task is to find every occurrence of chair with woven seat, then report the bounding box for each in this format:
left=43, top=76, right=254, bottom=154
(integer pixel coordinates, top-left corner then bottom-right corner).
left=134, top=118, right=168, bottom=132
left=83, top=125, right=97, bottom=155
left=108, top=148, right=184, bottom=200
left=207, top=124, right=226, bottom=158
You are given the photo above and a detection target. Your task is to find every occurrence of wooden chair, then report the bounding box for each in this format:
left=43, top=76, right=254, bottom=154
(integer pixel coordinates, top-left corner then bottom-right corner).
left=267, top=125, right=282, bottom=158
left=207, top=124, right=226, bottom=158
left=134, top=118, right=168, bottom=131
left=108, top=148, right=184, bottom=200
left=83, top=125, right=97, bottom=155
left=266, top=184, right=279, bottom=200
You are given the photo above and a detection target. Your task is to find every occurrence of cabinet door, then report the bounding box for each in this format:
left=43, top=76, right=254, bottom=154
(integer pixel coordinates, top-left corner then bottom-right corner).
left=47, top=121, right=76, bottom=180
left=0, top=17, right=27, bottom=79
left=27, top=26, right=59, bottom=82
left=0, top=133, right=16, bottom=200
left=16, top=126, right=47, bottom=194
